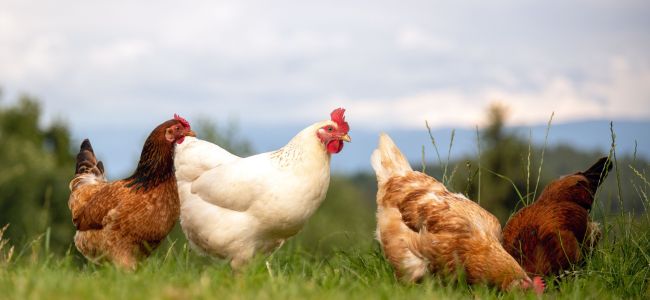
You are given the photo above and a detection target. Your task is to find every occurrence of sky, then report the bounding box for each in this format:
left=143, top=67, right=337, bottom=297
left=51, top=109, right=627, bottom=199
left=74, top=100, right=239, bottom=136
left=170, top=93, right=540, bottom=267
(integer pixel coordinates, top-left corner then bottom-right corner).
left=1, top=0, right=649, bottom=175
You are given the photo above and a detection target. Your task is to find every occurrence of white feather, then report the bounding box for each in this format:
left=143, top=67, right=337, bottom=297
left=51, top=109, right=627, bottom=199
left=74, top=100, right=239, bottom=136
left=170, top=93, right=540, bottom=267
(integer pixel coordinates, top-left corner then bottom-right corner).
left=174, top=122, right=337, bottom=268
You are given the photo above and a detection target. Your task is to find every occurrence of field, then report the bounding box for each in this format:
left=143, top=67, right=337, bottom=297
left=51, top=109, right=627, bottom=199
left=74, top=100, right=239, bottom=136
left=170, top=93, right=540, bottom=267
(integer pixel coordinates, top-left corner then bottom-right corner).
left=1, top=200, right=649, bottom=300
left=1, top=101, right=649, bottom=299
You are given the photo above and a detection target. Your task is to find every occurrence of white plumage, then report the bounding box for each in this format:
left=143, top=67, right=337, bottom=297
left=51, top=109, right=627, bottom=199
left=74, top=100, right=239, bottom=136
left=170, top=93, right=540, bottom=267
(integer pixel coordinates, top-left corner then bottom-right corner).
left=175, top=111, right=350, bottom=269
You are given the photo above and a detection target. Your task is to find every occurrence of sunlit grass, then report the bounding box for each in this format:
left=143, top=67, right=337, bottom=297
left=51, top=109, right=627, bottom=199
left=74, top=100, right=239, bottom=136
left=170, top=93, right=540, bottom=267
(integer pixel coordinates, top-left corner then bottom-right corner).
left=1, top=217, right=648, bottom=300
left=1, top=189, right=647, bottom=299
left=1, top=122, right=649, bottom=299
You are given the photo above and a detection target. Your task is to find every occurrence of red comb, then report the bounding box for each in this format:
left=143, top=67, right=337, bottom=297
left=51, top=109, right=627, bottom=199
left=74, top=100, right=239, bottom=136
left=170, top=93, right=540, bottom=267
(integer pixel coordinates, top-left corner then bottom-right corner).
left=330, top=108, right=349, bottom=133
left=533, top=276, right=545, bottom=294
left=174, top=114, right=191, bottom=129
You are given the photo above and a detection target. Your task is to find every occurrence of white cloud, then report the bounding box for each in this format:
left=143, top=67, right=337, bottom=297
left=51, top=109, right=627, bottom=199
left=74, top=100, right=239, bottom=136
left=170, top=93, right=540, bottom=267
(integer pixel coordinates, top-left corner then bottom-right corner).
left=88, top=40, right=153, bottom=70
left=320, top=59, right=650, bottom=129
left=397, top=27, right=454, bottom=53
left=0, top=0, right=649, bottom=134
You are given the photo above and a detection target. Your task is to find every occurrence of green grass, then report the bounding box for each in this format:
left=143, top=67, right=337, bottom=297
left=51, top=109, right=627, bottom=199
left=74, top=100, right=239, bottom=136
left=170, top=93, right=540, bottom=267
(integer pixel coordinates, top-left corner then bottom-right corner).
left=0, top=213, right=648, bottom=300
left=1, top=117, right=649, bottom=299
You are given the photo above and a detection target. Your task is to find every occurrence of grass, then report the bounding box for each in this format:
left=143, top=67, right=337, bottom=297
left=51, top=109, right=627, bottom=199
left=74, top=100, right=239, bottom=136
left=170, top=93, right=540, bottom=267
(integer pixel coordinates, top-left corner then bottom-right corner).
left=0, top=216, right=648, bottom=300
left=1, top=122, right=649, bottom=300
left=1, top=158, right=649, bottom=300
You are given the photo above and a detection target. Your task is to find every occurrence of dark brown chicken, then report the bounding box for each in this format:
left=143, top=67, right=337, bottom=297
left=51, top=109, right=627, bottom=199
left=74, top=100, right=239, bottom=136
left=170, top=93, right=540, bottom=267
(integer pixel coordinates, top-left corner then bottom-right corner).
left=502, top=157, right=612, bottom=276
left=68, top=115, right=194, bottom=269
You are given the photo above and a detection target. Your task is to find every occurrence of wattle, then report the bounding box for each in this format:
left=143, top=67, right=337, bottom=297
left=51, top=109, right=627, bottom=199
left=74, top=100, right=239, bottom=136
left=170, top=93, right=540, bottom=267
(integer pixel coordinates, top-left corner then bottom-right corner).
left=326, top=140, right=344, bottom=154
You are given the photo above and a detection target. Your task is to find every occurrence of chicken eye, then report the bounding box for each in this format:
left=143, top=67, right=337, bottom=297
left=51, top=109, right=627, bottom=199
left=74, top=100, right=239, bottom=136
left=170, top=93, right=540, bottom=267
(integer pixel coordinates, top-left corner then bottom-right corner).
left=327, top=126, right=333, bottom=132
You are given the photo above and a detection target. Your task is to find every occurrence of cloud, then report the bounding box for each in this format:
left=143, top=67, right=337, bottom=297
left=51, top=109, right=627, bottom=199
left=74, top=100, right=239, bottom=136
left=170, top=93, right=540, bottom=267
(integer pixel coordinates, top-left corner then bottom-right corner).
left=0, top=0, right=649, bottom=135
left=397, top=27, right=455, bottom=53
left=319, top=59, right=650, bottom=129
left=88, top=40, right=152, bottom=70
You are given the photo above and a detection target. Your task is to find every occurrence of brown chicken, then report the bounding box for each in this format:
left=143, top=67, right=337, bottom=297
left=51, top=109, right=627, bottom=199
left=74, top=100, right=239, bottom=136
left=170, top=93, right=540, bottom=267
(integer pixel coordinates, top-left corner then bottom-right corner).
left=502, top=157, right=611, bottom=276
left=371, top=133, right=544, bottom=293
left=68, top=115, right=195, bottom=269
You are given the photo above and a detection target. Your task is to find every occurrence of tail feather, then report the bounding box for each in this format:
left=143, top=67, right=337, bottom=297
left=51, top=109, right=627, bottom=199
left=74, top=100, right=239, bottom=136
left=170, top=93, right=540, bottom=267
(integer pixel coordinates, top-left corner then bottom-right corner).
left=75, top=139, right=98, bottom=175
left=97, top=161, right=105, bottom=175
left=70, top=139, right=106, bottom=191
left=371, top=133, right=412, bottom=183
left=581, top=156, right=612, bottom=189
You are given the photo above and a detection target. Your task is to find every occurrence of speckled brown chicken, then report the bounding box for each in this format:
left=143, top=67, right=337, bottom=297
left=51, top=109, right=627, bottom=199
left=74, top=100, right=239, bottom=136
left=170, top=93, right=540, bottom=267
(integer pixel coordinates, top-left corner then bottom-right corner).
left=371, top=133, right=544, bottom=293
left=502, top=157, right=612, bottom=276
left=68, top=115, right=194, bottom=269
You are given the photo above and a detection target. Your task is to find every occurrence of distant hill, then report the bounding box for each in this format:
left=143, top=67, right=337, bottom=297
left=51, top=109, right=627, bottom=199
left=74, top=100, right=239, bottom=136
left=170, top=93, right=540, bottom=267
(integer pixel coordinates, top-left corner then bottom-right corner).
left=82, top=119, right=649, bottom=177
left=322, top=119, right=649, bottom=173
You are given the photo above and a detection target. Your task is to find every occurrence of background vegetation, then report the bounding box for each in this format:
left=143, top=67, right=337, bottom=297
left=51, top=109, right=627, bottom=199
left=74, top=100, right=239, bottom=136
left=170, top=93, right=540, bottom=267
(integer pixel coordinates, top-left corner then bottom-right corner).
left=0, top=92, right=648, bottom=299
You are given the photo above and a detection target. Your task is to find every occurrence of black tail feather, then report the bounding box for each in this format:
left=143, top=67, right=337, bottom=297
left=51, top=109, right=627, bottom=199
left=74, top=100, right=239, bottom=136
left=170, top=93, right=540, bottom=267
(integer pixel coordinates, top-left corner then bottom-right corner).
left=75, top=139, right=104, bottom=177
left=80, top=138, right=94, bottom=152
left=582, top=157, right=612, bottom=189
left=97, top=161, right=105, bottom=174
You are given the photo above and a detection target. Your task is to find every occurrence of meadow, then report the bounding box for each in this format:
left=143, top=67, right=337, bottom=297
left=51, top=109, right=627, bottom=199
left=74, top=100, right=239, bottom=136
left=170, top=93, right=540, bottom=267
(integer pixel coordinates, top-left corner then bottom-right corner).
left=1, top=153, right=649, bottom=299
left=1, top=100, right=649, bottom=299
left=0, top=200, right=648, bottom=300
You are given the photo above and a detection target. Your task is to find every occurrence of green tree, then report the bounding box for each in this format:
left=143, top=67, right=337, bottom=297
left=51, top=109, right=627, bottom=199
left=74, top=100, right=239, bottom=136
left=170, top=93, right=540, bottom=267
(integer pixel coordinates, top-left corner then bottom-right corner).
left=431, top=103, right=533, bottom=222
left=0, top=94, right=75, bottom=252
left=475, top=103, right=531, bottom=220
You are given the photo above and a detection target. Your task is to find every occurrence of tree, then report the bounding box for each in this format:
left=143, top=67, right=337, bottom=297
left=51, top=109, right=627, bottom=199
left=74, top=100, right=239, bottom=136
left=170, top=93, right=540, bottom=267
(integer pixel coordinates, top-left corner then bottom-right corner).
left=476, top=103, right=531, bottom=220
left=0, top=95, right=75, bottom=252
left=428, top=102, right=547, bottom=222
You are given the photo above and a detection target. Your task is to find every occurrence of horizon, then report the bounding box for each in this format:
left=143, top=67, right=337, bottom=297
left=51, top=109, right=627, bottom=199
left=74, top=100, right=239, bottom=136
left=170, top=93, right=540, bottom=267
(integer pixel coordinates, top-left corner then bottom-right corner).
left=52, top=115, right=647, bottom=178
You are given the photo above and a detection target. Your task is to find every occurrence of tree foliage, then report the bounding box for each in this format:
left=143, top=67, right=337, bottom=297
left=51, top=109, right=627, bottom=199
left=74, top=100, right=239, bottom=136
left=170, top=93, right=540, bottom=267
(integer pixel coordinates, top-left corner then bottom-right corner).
left=0, top=95, right=75, bottom=251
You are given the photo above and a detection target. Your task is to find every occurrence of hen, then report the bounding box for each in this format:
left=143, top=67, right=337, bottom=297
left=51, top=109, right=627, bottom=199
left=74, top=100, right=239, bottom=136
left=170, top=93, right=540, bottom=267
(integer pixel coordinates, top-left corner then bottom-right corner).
left=371, top=133, right=543, bottom=293
left=175, top=108, right=351, bottom=270
left=68, top=115, right=195, bottom=269
left=502, top=157, right=611, bottom=276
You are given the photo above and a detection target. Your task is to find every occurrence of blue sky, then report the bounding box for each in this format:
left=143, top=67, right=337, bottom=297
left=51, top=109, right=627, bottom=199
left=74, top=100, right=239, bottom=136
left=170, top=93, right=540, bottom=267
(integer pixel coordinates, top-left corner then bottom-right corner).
left=1, top=0, right=649, bottom=175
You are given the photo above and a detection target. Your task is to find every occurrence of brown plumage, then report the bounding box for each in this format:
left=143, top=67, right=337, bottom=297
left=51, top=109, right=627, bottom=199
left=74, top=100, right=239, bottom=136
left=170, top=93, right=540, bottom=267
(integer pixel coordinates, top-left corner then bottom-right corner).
left=68, top=116, right=195, bottom=269
left=502, top=157, right=612, bottom=276
left=371, top=133, right=544, bottom=293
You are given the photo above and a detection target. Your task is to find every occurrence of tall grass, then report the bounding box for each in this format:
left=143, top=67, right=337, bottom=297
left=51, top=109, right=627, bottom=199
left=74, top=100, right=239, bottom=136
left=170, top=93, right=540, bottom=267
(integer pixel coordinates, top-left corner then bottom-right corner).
left=0, top=224, right=14, bottom=266
left=475, top=125, right=482, bottom=204
left=425, top=121, right=455, bottom=185
left=531, top=112, right=554, bottom=203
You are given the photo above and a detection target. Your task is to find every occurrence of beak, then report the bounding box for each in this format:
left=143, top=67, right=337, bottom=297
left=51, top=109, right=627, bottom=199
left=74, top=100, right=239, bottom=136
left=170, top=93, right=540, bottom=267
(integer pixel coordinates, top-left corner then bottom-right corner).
left=186, top=130, right=196, bottom=137
left=340, top=134, right=351, bottom=142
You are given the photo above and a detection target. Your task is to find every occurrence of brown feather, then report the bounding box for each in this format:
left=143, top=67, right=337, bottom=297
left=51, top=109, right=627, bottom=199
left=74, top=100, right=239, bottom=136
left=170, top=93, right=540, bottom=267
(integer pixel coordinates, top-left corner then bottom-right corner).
left=68, top=118, right=189, bottom=269
left=373, top=134, right=536, bottom=291
left=502, top=157, right=611, bottom=276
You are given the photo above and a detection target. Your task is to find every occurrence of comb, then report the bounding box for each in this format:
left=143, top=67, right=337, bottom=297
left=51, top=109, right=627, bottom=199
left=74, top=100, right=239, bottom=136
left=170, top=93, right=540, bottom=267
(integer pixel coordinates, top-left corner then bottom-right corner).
left=174, top=114, right=191, bottom=129
left=330, top=108, right=349, bottom=133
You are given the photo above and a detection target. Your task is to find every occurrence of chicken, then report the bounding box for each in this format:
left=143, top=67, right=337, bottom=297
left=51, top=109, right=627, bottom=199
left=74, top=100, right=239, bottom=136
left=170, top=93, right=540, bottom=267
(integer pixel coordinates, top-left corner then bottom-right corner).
left=371, top=133, right=544, bottom=293
left=68, top=115, right=195, bottom=269
left=502, top=157, right=611, bottom=276
left=174, top=108, right=351, bottom=270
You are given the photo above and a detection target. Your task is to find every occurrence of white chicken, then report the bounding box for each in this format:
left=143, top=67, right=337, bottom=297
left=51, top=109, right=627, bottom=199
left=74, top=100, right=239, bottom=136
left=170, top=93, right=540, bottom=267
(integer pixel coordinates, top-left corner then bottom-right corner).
left=174, top=108, right=351, bottom=269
